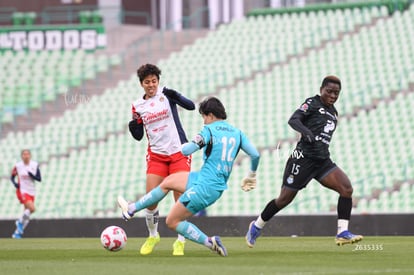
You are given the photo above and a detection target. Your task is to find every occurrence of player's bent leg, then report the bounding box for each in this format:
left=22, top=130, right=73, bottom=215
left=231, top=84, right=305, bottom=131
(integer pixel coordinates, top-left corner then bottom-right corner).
left=318, top=167, right=362, bottom=246
left=245, top=188, right=297, bottom=248
left=335, top=231, right=363, bottom=246
left=160, top=172, right=190, bottom=194
left=319, top=167, right=353, bottom=197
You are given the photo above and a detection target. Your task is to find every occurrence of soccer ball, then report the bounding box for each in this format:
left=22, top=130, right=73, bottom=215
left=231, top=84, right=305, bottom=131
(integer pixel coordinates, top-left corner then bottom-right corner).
left=100, top=225, right=127, bottom=252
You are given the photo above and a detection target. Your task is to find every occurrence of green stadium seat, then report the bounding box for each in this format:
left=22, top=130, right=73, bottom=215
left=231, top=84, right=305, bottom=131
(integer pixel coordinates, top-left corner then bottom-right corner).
left=2, top=4, right=414, bottom=218
left=24, top=12, right=37, bottom=25
left=12, top=12, right=24, bottom=25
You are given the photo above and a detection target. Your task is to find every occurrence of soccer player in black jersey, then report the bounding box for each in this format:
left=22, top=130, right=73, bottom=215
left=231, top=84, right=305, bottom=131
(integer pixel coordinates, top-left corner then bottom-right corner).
left=246, top=76, right=363, bottom=246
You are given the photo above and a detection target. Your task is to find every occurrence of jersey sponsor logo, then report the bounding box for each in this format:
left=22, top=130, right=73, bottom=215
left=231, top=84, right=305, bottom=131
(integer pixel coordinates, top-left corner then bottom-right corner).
left=160, top=96, right=165, bottom=102
left=151, top=125, right=168, bottom=133
left=323, top=120, right=336, bottom=133
left=318, top=107, right=325, bottom=114
left=300, top=103, right=309, bottom=112
left=143, top=109, right=169, bottom=124
left=315, top=135, right=331, bottom=145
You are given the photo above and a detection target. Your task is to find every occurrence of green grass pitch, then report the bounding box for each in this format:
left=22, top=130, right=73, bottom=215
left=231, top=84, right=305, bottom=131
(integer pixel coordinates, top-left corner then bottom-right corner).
left=1, top=237, right=413, bottom=275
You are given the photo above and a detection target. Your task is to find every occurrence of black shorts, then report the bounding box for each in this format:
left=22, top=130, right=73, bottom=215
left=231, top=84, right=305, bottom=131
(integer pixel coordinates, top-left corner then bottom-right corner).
left=282, top=155, right=337, bottom=191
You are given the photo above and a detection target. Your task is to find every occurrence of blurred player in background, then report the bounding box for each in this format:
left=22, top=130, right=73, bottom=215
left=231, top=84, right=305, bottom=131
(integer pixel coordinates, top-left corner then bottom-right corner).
left=10, top=149, right=42, bottom=239
left=246, top=76, right=363, bottom=247
left=128, top=63, right=195, bottom=256
left=118, top=97, right=260, bottom=256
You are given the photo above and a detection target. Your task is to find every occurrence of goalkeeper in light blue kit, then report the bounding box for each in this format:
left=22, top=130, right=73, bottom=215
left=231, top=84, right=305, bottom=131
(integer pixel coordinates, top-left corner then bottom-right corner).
left=118, top=97, right=260, bottom=256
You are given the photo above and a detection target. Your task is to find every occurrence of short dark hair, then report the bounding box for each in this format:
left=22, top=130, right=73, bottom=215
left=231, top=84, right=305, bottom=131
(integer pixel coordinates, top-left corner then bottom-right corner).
left=21, top=149, right=31, bottom=156
left=199, top=97, right=227, bottom=119
left=137, top=64, right=161, bottom=83
left=321, top=75, right=341, bottom=89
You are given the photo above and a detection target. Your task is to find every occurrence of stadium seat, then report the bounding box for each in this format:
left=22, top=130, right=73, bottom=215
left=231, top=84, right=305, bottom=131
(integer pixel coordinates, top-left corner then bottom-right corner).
left=1, top=4, right=414, bottom=218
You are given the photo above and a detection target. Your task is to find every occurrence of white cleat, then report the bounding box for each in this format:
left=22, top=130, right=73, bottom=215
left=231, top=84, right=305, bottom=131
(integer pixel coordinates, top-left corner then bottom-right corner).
left=117, top=195, right=133, bottom=221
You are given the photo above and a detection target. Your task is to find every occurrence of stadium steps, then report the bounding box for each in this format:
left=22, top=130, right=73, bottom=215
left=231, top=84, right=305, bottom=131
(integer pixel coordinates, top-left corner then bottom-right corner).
left=0, top=27, right=208, bottom=138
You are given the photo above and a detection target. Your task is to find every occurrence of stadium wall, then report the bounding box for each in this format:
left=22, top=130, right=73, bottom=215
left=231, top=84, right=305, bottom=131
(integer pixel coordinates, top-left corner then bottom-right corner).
left=0, top=214, right=413, bottom=238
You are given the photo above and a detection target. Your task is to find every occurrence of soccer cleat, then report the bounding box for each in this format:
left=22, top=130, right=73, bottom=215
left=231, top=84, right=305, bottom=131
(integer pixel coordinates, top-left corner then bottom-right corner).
left=335, top=230, right=363, bottom=246
left=209, top=236, right=227, bottom=257
left=172, top=239, right=185, bottom=256
left=117, top=195, right=133, bottom=221
left=12, top=232, right=22, bottom=239
left=140, top=234, right=160, bottom=255
left=245, top=221, right=261, bottom=248
left=15, top=220, right=24, bottom=234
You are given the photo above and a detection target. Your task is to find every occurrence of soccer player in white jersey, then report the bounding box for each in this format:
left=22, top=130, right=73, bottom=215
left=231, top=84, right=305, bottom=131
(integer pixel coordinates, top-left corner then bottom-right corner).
left=128, top=64, right=195, bottom=255
left=118, top=97, right=260, bottom=256
left=10, top=149, right=42, bottom=239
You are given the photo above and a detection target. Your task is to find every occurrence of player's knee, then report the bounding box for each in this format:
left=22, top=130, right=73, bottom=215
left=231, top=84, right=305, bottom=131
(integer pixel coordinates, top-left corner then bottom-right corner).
left=165, top=217, right=179, bottom=230
left=343, top=185, right=353, bottom=197
left=29, top=205, right=35, bottom=213
left=337, top=183, right=353, bottom=197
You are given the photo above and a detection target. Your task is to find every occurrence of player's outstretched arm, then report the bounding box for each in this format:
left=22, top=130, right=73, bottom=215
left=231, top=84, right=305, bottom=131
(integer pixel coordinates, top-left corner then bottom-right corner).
left=181, top=141, right=200, bottom=156
left=241, top=132, right=260, bottom=172
left=240, top=133, right=260, bottom=192
left=162, top=87, right=195, bottom=110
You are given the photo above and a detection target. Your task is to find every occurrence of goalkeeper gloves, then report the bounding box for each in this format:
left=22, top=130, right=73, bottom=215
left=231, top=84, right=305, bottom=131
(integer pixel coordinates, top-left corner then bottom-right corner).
left=241, top=171, right=257, bottom=192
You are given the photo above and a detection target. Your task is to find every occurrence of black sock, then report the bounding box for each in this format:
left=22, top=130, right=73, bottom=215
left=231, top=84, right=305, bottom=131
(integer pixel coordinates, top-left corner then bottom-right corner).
left=260, top=199, right=280, bottom=222
left=337, top=196, right=352, bottom=220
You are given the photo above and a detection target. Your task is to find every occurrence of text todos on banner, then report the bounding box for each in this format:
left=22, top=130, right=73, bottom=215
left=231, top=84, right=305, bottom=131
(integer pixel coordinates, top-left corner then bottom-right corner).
left=0, top=29, right=106, bottom=51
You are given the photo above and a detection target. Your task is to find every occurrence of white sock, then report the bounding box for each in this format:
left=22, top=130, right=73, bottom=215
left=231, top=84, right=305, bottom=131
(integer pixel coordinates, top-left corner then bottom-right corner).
left=254, top=216, right=266, bottom=229
left=127, top=203, right=136, bottom=214
left=177, top=234, right=185, bottom=242
left=21, top=209, right=31, bottom=229
left=337, top=219, right=349, bottom=234
left=204, top=238, right=212, bottom=248
left=145, top=208, right=159, bottom=237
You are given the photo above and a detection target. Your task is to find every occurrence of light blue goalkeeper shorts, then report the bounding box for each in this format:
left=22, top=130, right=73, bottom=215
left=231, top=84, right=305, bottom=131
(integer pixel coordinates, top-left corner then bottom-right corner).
left=179, top=172, right=223, bottom=214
